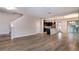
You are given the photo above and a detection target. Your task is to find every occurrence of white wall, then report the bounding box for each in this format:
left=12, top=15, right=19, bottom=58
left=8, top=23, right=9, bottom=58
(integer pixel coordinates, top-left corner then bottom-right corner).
left=0, top=12, right=21, bottom=34
left=11, top=14, right=41, bottom=39
left=60, top=20, right=68, bottom=33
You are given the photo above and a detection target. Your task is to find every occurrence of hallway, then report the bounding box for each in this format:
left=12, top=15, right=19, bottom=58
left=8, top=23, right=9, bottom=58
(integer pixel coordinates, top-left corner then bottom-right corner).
left=0, top=33, right=79, bottom=51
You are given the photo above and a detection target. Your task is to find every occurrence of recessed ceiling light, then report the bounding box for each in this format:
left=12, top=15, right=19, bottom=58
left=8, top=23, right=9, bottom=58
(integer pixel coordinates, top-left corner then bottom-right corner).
left=5, top=7, right=16, bottom=10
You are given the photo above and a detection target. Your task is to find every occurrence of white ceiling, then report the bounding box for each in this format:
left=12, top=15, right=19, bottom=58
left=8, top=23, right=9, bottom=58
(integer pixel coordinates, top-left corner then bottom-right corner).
left=0, top=7, right=22, bottom=15
left=17, top=7, right=79, bottom=19
left=0, top=7, right=79, bottom=19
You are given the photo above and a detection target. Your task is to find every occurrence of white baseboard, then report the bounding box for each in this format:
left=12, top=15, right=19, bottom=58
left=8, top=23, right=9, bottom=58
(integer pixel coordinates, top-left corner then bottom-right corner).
left=11, top=32, right=41, bottom=39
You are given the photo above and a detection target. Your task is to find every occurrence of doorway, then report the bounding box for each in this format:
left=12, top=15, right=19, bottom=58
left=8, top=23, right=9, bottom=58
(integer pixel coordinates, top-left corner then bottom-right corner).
left=67, top=20, right=79, bottom=33
left=43, top=20, right=56, bottom=35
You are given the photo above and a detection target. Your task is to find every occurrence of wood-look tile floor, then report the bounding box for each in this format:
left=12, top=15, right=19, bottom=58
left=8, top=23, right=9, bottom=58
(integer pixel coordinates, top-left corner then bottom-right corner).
left=0, top=32, right=79, bottom=51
